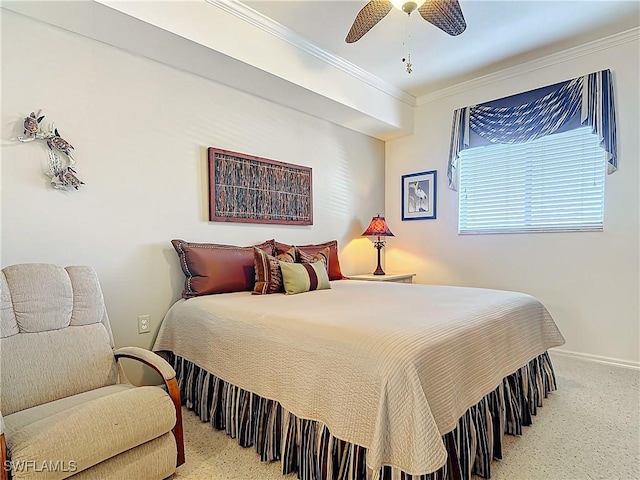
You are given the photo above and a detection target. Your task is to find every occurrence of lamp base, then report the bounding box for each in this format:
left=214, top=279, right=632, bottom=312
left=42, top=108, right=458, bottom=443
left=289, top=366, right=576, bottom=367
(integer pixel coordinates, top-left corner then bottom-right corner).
left=373, top=242, right=385, bottom=275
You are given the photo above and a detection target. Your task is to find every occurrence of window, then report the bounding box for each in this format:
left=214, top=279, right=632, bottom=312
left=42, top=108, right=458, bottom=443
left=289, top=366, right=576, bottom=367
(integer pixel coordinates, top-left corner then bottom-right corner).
left=458, top=127, right=605, bottom=234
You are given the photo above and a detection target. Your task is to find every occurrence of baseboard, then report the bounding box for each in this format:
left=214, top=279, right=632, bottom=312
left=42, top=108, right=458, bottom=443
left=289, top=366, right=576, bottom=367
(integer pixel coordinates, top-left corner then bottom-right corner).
left=550, top=348, right=640, bottom=370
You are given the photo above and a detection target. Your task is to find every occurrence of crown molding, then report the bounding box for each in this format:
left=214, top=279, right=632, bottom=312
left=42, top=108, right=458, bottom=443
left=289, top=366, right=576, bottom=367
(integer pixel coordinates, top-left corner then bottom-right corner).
left=207, top=0, right=416, bottom=107
left=417, top=27, right=640, bottom=106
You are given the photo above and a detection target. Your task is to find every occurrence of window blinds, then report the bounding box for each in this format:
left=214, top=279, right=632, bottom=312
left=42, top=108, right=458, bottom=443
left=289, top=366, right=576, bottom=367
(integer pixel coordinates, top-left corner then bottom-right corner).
left=458, top=127, right=605, bottom=234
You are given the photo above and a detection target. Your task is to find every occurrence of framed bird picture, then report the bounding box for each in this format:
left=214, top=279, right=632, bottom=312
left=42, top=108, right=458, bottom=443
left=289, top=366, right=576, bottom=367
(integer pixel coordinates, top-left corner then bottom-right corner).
left=402, top=170, right=437, bottom=221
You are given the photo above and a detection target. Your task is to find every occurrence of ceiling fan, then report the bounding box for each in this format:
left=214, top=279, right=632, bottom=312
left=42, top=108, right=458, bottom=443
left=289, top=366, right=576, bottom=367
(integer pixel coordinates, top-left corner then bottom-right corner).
left=346, top=0, right=467, bottom=44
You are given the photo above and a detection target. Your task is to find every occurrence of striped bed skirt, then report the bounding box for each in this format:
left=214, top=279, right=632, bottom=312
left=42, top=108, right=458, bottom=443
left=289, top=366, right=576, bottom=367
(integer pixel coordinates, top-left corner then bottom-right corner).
left=168, top=352, right=557, bottom=480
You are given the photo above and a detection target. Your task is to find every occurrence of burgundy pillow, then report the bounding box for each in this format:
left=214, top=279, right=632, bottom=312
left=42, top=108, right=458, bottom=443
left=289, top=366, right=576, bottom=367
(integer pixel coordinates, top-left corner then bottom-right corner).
left=172, top=239, right=275, bottom=298
left=253, top=246, right=296, bottom=295
left=275, top=240, right=344, bottom=280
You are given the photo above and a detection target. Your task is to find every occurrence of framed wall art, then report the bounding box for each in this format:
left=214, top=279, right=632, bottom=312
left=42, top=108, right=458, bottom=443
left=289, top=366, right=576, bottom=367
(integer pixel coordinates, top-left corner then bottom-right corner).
left=208, top=147, right=313, bottom=225
left=402, top=170, right=437, bottom=221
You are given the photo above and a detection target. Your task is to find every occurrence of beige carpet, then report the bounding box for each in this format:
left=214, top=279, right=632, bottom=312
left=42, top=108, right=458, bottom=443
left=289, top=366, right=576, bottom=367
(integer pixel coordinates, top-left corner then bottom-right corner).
left=171, top=353, right=640, bottom=480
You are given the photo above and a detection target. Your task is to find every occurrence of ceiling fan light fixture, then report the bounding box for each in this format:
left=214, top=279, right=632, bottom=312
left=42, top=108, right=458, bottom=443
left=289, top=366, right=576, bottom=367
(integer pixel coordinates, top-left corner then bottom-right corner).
left=390, top=0, right=426, bottom=14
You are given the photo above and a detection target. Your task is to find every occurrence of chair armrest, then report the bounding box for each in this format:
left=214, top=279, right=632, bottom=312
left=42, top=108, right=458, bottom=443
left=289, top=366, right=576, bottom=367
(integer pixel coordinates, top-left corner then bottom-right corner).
left=1, top=432, right=7, bottom=480
left=114, top=346, right=176, bottom=382
left=114, top=347, right=184, bottom=467
left=1, top=412, right=8, bottom=480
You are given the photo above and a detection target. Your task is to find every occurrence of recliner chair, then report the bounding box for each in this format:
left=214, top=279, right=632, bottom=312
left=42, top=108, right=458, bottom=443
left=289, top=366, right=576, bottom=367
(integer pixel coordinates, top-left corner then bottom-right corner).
left=0, top=263, right=184, bottom=479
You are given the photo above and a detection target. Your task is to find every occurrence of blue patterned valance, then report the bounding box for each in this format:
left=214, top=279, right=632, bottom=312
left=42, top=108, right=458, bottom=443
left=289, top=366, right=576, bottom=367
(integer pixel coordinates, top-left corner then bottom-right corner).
left=448, top=69, right=617, bottom=190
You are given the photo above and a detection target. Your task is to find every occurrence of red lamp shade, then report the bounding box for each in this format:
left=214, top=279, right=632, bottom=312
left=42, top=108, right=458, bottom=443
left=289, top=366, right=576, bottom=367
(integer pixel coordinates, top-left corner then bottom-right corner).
left=362, top=215, right=394, bottom=237
left=361, top=214, right=394, bottom=275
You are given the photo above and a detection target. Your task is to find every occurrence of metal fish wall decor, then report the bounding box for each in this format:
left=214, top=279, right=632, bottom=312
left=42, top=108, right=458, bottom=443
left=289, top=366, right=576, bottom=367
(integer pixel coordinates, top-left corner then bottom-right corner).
left=18, top=110, right=85, bottom=190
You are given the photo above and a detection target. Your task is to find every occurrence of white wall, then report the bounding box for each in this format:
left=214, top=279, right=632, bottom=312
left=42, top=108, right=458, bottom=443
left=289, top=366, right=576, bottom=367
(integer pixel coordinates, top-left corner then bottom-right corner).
left=386, top=33, right=640, bottom=365
left=0, top=11, right=385, bottom=381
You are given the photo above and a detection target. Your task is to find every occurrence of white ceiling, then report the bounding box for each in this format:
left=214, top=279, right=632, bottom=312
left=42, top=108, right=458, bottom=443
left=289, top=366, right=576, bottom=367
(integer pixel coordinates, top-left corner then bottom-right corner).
left=244, top=0, right=640, bottom=97
left=3, top=0, right=638, bottom=140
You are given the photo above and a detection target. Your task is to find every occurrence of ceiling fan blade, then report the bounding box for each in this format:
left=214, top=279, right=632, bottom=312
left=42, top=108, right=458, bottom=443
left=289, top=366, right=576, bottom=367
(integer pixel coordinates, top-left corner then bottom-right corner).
left=346, top=1, right=393, bottom=43
left=418, top=0, right=467, bottom=36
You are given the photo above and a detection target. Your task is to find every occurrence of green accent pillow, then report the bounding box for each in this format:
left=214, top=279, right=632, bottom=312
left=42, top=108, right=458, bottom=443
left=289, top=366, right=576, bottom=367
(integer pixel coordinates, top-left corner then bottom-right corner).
left=279, top=261, right=331, bottom=295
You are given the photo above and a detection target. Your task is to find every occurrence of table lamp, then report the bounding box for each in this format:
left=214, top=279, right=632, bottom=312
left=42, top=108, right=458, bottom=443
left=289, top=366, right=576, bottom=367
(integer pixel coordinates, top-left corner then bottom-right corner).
left=361, top=214, right=395, bottom=275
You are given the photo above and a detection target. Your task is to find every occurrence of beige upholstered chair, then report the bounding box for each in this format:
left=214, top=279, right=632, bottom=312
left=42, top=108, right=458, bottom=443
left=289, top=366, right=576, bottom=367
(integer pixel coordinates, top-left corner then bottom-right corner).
left=0, top=264, right=184, bottom=480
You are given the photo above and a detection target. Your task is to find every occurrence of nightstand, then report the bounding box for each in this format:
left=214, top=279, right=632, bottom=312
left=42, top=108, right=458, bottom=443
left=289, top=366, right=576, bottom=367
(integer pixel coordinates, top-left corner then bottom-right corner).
left=347, top=273, right=416, bottom=284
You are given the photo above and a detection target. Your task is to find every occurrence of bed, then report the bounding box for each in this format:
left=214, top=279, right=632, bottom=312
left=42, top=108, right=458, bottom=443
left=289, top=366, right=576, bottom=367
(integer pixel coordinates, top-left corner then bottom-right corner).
left=153, top=277, right=565, bottom=480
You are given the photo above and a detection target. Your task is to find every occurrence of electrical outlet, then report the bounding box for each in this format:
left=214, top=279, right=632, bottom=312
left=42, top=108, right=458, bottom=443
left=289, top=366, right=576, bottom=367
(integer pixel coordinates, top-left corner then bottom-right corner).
left=138, top=315, right=150, bottom=334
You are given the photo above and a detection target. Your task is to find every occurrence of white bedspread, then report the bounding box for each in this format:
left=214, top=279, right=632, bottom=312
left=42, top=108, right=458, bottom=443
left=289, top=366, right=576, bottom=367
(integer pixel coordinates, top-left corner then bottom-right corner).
left=153, top=281, right=564, bottom=475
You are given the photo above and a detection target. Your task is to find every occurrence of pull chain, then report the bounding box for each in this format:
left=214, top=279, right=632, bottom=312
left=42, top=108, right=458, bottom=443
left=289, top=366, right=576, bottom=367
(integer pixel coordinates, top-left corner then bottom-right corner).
left=401, top=13, right=413, bottom=74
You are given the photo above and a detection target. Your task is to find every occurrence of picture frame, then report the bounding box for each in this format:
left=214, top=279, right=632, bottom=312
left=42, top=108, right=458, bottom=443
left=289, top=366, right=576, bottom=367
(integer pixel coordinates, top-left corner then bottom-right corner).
left=208, top=147, right=313, bottom=225
left=402, top=170, right=437, bottom=221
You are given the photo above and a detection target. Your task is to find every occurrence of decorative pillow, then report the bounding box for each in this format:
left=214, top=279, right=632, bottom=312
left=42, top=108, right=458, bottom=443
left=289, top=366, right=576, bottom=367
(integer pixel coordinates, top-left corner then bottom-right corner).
left=275, top=240, right=344, bottom=280
left=253, top=247, right=296, bottom=295
left=172, top=239, right=275, bottom=298
left=297, top=246, right=330, bottom=273
left=279, top=261, right=331, bottom=295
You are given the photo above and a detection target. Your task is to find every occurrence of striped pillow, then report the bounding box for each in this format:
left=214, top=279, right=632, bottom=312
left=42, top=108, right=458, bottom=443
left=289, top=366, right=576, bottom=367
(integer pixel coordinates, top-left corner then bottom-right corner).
left=275, top=240, right=344, bottom=280
left=297, top=246, right=330, bottom=273
left=253, top=247, right=296, bottom=295
left=279, top=261, right=331, bottom=295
